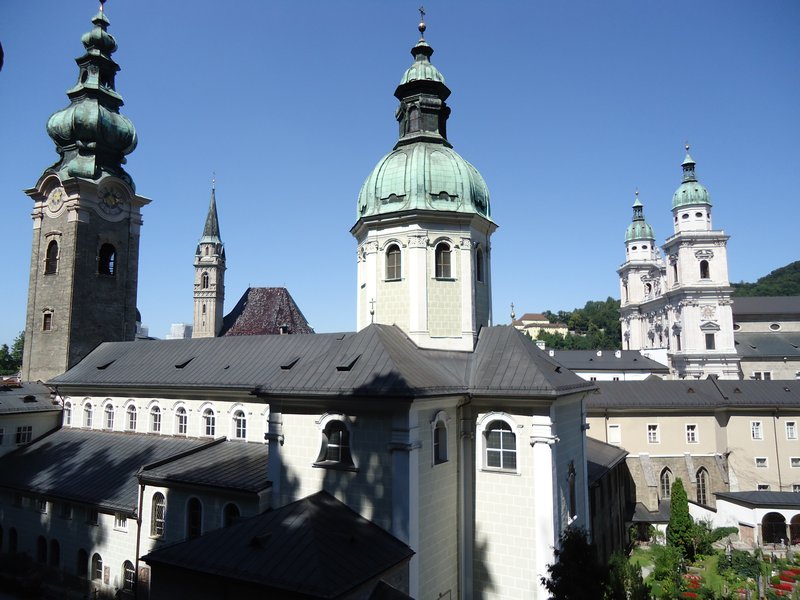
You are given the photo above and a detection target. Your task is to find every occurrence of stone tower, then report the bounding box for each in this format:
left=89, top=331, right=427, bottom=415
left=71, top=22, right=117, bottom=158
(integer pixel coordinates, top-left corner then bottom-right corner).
left=663, top=147, right=739, bottom=379
left=192, top=181, right=226, bottom=338
left=352, top=17, right=496, bottom=351
left=618, top=192, right=668, bottom=353
left=21, top=4, right=149, bottom=382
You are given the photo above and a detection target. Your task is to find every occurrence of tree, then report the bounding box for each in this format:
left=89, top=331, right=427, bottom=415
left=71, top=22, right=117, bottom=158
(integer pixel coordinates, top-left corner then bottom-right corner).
left=0, top=332, right=23, bottom=376
left=606, top=552, right=648, bottom=600
left=667, top=478, right=695, bottom=560
left=541, top=527, right=608, bottom=600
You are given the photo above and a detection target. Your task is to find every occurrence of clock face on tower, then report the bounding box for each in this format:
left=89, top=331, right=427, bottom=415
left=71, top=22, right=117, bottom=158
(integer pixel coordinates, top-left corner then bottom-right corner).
left=97, top=183, right=126, bottom=218
left=45, top=186, right=66, bottom=214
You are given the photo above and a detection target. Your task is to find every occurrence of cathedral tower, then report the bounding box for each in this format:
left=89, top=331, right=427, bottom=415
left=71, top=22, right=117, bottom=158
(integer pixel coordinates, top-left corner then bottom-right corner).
left=192, top=181, right=226, bottom=338
left=663, top=147, right=739, bottom=379
left=352, top=17, right=496, bottom=351
left=21, top=3, right=150, bottom=382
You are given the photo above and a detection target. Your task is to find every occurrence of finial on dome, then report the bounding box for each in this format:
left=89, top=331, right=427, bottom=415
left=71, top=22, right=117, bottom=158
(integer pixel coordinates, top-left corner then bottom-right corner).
left=418, top=6, right=426, bottom=38
left=510, top=302, right=516, bottom=322
left=212, top=172, right=216, bottom=191
left=685, top=141, right=690, bottom=153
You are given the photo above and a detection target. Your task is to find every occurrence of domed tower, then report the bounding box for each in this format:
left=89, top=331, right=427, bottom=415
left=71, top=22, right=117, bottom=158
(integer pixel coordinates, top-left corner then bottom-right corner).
left=662, top=146, right=739, bottom=379
left=21, top=2, right=150, bottom=382
left=352, top=16, right=496, bottom=351
left=192, top=179, right=226, bottom=338
left=618, top=192, right=667, bottom=351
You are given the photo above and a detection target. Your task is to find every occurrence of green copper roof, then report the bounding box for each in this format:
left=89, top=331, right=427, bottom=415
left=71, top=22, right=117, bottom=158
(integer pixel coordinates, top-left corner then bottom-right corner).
left=671, top=149, right=710, bottom=210
left=357, top=18, right=490, bottom=221
left=625, top=193, right=655, bottom=242
left=44, top=5, right=137, bottom=189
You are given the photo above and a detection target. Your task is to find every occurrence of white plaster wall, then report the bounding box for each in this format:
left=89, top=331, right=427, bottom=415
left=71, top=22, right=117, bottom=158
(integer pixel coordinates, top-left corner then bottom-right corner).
left=552, top=394, right=590, bottom=533
left=0, top=410, right=61, bottom=457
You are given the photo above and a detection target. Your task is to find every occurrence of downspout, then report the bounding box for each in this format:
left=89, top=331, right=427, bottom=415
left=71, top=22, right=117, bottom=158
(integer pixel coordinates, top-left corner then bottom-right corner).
left=135, top=478, right=144, bottom=598
left=773, top=409, right=783, bottom=491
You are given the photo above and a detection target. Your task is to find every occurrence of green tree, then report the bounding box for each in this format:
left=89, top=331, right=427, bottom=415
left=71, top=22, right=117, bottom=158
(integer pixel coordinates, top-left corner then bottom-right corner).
left=0, top=332, right=24, bottom=376
left=667, top=478, right=695, bottom=560
left=541, top=527, right=608, bottom=600
left=733, top=260, right=800, bottom=297
left=605, top=552, right=648, bottom=600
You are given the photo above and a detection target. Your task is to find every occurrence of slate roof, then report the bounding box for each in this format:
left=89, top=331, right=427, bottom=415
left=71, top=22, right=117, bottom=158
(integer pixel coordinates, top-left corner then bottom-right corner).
left=587, top=380, right=800, bottom=411
left=632, top=499, right=671, bottom=523
left=732, top=296, right=800, bottom=318
left=0, top=428, right=209, bottom=513
left=221, top=287, right=314, bottom=336
left=139, top=439, right=269, bottom=493
left=715, top=491, right=800, bottom=509
left=586, top=437, right=628, bottom=485
left=544, top=349, right=670, bottom=373
left=50, top=325, right=594, bottom=401
left=0, top=381, right=61, bottom=414
left=142, top=491, right=414, bottom=599
left=735, top=332, right=800, bottom=359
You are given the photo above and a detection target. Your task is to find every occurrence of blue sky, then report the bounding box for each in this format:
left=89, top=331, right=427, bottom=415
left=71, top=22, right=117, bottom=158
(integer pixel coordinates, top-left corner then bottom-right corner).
left=1, top=1, right=798, bottom=345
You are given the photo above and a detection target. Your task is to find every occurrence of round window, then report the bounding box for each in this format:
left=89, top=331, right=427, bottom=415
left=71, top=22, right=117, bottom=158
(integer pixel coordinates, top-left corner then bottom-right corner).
left=770, top=323, right=781, bottom=331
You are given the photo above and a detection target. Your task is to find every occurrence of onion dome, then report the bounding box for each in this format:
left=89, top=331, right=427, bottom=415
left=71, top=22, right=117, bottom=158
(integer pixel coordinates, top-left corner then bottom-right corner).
left=625, top=191, right=655, bottom=242
left=44, top=2, right=138, bottom=189
left=671, top=145, right=710, bottom=210
left=357, top=15, right=491, bottom=220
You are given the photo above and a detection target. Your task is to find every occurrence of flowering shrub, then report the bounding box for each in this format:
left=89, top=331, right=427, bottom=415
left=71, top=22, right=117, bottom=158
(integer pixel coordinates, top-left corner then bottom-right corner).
left=772, top=582, right=793, bottom=591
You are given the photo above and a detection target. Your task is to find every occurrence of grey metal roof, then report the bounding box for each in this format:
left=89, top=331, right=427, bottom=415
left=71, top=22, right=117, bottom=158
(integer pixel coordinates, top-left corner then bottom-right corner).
left=588, top=380, right=800, bottom=411
left=0, top=382, right=61, bottom=414
left=715, top=491, right=800, bottom=509
left=732, top=296, right=800, bottom=318
left=139, top=439, right=269, bottom=494
left=142, top=491, right=414, bottom=598
left=50, top=325, right=593, bottom=401
left=735, top=332, right=800, bottom=359
left=632, top=499, right=670, bottom=523
left=544, top=349, right=670, bottom=373
left=0, top=428, right=208, bottom=513
left=586, top=437, right=628, bottom=485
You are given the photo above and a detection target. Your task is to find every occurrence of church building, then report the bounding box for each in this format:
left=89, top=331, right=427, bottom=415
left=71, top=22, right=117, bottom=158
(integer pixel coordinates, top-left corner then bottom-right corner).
left=1, top=6, right=595, bottom=600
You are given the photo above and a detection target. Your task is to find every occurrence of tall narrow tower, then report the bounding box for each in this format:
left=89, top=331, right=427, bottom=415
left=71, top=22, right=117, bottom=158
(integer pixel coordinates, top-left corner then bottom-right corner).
left=663, top=147, right=739, bottom=379
left=352, top=16, right=496, bottom=351
left=21, top=3, right=149, bottom=382
left=192, top=181, right=226, bottom=338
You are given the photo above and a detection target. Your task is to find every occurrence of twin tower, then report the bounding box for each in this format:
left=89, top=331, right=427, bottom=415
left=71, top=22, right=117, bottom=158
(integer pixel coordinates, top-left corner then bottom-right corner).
left=21, top=8, right=496, bottom=382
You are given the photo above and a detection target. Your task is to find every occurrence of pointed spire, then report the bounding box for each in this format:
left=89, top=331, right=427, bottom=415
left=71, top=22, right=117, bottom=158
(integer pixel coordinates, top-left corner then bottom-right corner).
left=202, top=177, right=222, bottom=243
left=682, top=142, right=697, bottom=183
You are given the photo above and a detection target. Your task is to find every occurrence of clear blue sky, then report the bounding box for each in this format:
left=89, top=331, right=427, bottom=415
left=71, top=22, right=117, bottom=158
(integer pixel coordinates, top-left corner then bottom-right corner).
left=1, top=1, right=798, bottom=345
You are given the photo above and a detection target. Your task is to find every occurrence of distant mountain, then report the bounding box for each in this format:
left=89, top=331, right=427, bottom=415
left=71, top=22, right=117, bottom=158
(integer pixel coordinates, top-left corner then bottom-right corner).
left=732, top=261, right=800, bottom=297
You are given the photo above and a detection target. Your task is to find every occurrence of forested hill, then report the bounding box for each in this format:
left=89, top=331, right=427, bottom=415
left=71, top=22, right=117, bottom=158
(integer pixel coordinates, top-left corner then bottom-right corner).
left=732, top=261, right=800, bottom=297
left=540, top=297, right=622, bottom=350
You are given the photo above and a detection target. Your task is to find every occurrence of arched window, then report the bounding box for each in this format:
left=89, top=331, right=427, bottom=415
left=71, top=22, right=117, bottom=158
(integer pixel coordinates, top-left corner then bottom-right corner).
left=45, top=240, right=59, bottom=275
left=91, top=553, right=103, bottom=581
left=700, top=260, right=710, bottom=279
left=42, top=311, right=53, bottom=332
left=203, top=408, right=216, bottom=436
left=64, top=402, right=72, bottom=426
left=150, top=406, right=162, bottom=433
left=223, top=503, right=240, bottom=528
left=76, top=548, right=88, bottom=577
left=151, top=493, right=165, bottom=537
left=175, top=407, right=188, bottom=435
left=432, top=411, right=449, bottom=465
left=104, top=403, right=114, bottom=429
left=201, top=272, right=209, bottom=289
left=83, top=403, right=93, bottom=428
left=660, top=468, right=672, bottom=499
left=98, top=243, right=116, bottom=275
left=8, top=528, right=17, bottom=554
left=435, top=242, right=451, bottom=279
left=187, top=498, right=202, bottom=539
left=696, top=468, right=709, bottom=505
left=37, top=535, right=47, bottom=563
left=484, top=420, right=517, bottom=471
left=315, top=419, right=354, bottom=467
left=385, top=244, right=401, bottom=280
left=475, top=247, right=484, bottom=283
left=123, top=561, right=136, bottom=591
left=233, top=410, right=246, bottom=439
left=126, top=405, right=137, bottom=431
left=568, top=461, right=577, bottom=520
left=49, top=539, right=60, bottom=568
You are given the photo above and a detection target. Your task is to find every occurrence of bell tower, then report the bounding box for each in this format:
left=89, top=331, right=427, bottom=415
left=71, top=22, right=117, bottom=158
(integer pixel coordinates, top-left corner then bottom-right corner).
left=21, top=2, right=150, bottom=382
left=192, top=180, right=226, bottom=338
left=352, top=15, right=496, bottom=351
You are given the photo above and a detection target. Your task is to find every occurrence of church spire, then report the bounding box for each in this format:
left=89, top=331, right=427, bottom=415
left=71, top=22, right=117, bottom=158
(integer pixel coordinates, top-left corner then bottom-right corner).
left=201, top=176, right=222, bottom=245
left=193, top=178, right=226, bottom=338
left=44, top=0, right=138, bottom=188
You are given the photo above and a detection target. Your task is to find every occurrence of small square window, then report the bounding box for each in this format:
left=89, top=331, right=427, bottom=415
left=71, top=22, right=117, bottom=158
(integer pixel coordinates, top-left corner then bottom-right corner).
left=36, top=498, right=48, bottom=513
left=793, top=484, right=800, bottom=493
left=59, top=502, right=72, bottom=520
left=686, top=424, right=698, bottom=444
left=788, top=421, right=798, bottom=441
left=758, top=484, right=771, bottom=491
left=755, top=457, right=768, bottom=468
left=114, top=513, right=128, bottom=531
left=791, top=457, right=800, bottom=469
left=87, top=508, right=99, bottom=525
left=607, top=424, right=621, bottom=446
left=647, top=424, right=659, bottom=444
left=751, top=421, right=763, bottom=441
left=16, top=426, right=33, bottom=445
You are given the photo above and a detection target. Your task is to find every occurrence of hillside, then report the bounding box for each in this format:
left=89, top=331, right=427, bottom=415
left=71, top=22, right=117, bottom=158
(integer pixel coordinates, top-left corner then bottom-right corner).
left=732, top=260, right=800, bottom=297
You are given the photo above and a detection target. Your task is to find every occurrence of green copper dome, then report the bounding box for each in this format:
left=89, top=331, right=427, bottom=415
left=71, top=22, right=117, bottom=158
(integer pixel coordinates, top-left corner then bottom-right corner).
left=44, top=5, right=137, bottom=188
left=357, top=19, right=491, bottom=221
left=671, top=150, right=710, bottom=210
left=625, top=195, right=655, bottom=242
